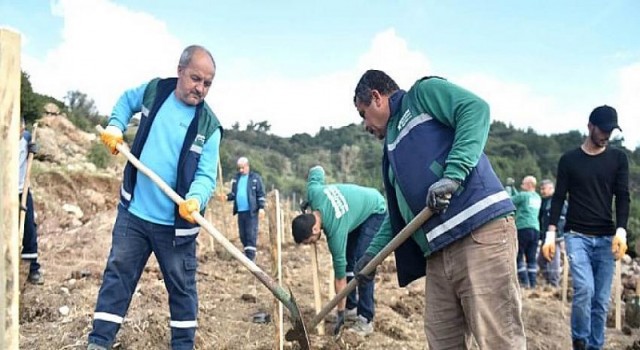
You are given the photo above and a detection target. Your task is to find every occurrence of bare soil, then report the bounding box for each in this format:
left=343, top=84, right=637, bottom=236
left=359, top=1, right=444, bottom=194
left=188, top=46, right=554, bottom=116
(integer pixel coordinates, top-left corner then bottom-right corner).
left=18, top=163, right=640, bottom=350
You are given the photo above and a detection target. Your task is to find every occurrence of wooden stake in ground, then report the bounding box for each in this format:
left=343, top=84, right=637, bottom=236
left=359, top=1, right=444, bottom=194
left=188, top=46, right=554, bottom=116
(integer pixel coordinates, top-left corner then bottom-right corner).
left=562, top=252, right=570, bottom=304
left=562, top=249, right=570, bottom=318
left=311, top=243, right=324, bottom=335
left=328, top=268, right=336, bottom=301
left=0, top=28, right=22, bottom=350
left=615, top=259, right=622, bottom=331
left=267, top=191, right=284, bottom=350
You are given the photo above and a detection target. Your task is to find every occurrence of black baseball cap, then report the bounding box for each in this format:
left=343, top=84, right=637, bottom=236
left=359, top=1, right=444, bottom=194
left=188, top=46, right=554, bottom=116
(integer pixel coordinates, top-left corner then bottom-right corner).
left=589, top=105, right=621, bottom=132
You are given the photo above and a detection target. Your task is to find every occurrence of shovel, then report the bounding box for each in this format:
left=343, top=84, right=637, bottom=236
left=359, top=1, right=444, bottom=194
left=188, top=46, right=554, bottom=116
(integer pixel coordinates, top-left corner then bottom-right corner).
left=286, top=207, right=433, bottom=340
left=96, top=126, right=310, bottom=349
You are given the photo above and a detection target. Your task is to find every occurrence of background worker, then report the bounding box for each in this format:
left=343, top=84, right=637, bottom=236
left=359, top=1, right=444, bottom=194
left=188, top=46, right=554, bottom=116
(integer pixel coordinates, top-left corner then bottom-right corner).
left=226, top=156, right=266, bottom=262
left=292, top=165, right=386, bottom=336
left=511, top=175, right=542, bottom=288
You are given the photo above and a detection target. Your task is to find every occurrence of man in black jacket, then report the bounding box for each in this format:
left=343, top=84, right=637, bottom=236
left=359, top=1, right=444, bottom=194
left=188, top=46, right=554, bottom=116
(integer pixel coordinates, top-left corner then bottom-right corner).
left=227, top=157, right=266, bottom=262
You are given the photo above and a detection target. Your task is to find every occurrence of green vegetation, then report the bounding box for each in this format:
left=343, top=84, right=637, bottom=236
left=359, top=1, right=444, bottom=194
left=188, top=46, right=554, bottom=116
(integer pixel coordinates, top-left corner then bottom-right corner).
left=64, top=90, right=107, bottom=132
left=221, top=120, right=640, bottom=255
left=87, top=142, right=112, bottom=169
left=20, top=71, right=65, bottom=125
left=20, top=70, right=640, bottom=255
left=20, top=71, right=106, bottom=131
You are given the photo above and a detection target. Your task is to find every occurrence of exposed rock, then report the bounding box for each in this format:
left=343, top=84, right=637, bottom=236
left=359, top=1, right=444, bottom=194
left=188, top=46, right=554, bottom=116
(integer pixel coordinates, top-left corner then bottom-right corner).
left=43, top=102, right=61, bottom=115
left=62, top=203, right=84, bottom=218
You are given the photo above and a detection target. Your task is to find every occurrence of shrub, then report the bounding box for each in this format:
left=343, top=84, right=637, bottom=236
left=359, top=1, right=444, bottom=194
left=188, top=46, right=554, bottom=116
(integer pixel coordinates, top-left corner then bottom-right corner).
left=87, top=142, right=112, bottom=169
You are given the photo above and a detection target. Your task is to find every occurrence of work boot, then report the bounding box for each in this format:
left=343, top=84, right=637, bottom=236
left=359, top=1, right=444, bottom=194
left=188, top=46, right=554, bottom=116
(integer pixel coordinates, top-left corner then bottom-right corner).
left=87, top=343, right=108, bottom=350
left=27, top=270, right=44, bottom=285
left=347, top=315, right=374, bottom=336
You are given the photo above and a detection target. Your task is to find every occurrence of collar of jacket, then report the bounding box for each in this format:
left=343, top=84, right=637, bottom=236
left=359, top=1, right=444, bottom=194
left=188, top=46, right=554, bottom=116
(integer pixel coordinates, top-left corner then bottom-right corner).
left=388, top=89, right=407, bottom=117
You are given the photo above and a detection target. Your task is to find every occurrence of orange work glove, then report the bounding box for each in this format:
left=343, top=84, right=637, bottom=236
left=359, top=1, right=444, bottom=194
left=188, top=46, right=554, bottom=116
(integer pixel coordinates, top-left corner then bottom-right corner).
left=100, top=125, right=124, bottom=155
left=179, top=198, right=200, bottom=224
left=541, top=231, right=556, bottom=261
left=612, top=228, right=628, bottom=260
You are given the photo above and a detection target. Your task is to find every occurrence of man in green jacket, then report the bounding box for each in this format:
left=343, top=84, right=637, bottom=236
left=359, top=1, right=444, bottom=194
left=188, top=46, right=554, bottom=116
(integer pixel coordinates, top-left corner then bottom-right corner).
left=352, top=70, right=525, bottom=349
left=510, top=175, right=542, bottom=288
left=292, top=166, right=386, bottom=336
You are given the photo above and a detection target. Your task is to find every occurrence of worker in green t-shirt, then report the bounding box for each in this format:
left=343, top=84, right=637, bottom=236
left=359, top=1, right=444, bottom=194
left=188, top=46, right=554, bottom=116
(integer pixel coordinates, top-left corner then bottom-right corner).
left=510, top=175, right=542, bottom=288
left=292, top=166, right=386, bottom=337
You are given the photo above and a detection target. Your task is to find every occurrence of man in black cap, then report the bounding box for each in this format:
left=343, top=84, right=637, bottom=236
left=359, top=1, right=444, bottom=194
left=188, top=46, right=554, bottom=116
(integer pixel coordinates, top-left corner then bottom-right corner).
left=541, top=105, right=630, bottom=350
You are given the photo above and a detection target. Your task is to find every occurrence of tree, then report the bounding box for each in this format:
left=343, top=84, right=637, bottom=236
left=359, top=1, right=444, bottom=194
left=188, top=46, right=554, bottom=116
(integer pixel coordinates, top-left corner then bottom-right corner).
left=20, top=71, right=64, bottom=125
left=20, top=71, right=40, bottom=124
left=245, top=120, right=271, bottom=133
left=64, top=90, right=105, bottom=132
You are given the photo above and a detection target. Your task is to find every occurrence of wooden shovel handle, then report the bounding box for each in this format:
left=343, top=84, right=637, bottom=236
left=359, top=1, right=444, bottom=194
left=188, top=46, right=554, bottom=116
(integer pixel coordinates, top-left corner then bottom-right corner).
left=94, top=125, right=304, bottom=316
left=307, top=207, right=433, bottom=329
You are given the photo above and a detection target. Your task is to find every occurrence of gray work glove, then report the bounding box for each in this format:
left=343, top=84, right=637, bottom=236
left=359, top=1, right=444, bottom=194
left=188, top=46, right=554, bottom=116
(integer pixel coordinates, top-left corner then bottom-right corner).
left=353, top=252, right=376, bottom=285
left=505, top=177, right=515, bottom=186
left=426, top=178, right=460, bottom=214
left=333, top=310, right=345, bottom=336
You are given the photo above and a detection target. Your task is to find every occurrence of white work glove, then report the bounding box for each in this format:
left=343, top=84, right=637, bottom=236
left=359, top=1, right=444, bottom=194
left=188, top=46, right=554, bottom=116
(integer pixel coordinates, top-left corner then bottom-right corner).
left=542, top=231, right=556, bottom=261
left=612, top=228, right=627, bottom=260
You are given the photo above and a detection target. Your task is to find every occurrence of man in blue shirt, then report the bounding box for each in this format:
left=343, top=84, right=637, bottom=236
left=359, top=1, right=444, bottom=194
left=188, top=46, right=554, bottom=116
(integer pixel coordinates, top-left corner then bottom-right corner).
left=89, top=45, right=222, bottom=350
left=19, top=119, right=43, bottom=285
left=227, top=157, right=265, bottom=262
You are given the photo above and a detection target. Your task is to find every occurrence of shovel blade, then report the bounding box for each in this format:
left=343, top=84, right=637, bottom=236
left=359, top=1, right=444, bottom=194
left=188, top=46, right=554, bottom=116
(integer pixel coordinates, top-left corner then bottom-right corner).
left=284, top=288, right=310, bottom=349
left=286, top=320, right=310, bottom=350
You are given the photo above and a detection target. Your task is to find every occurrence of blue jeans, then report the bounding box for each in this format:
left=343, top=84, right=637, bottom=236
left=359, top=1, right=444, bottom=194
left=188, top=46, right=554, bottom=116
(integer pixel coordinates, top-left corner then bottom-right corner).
left=20, top=191, right=41, bottom=272
left=89, top=208, right=199, bottom=350
left=565, top=231, right=615, bottom=350
left=345, top=213, right=385, bottom=322
left=237, top=211, right=258, bottom=261
left=516, top=228, right=539, bottom=288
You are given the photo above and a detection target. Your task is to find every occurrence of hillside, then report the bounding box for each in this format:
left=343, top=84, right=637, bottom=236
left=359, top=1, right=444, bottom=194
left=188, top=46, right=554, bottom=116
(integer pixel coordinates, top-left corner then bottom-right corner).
left=17, top=114, right=640, bottom=349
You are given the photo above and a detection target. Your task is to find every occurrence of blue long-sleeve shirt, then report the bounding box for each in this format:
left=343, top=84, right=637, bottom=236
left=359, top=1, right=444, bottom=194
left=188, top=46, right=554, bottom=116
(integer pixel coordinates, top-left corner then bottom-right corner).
left=109, top=83, right=220, bottom=225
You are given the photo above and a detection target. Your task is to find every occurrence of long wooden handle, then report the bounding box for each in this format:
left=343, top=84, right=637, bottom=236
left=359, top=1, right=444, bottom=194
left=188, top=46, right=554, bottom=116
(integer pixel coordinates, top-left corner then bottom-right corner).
left=311, top=243, right=324, bottom=335
left=308, top=207, right=433, bottom=329
left=95, top=125, right=301, bottom=313
left=615, top=260, right=622, bottom=330
left=562, top=250, right=569, bottom=305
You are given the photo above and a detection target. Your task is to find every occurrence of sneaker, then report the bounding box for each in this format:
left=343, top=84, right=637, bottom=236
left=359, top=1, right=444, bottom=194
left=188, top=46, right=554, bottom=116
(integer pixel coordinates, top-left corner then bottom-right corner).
left=87, top=344, right=108, bottom=350
left=344, top=307, right=358, bottom=323
left=347, top=315, right=374, bottom=336
left=27, top=270, right=44, bottom=285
